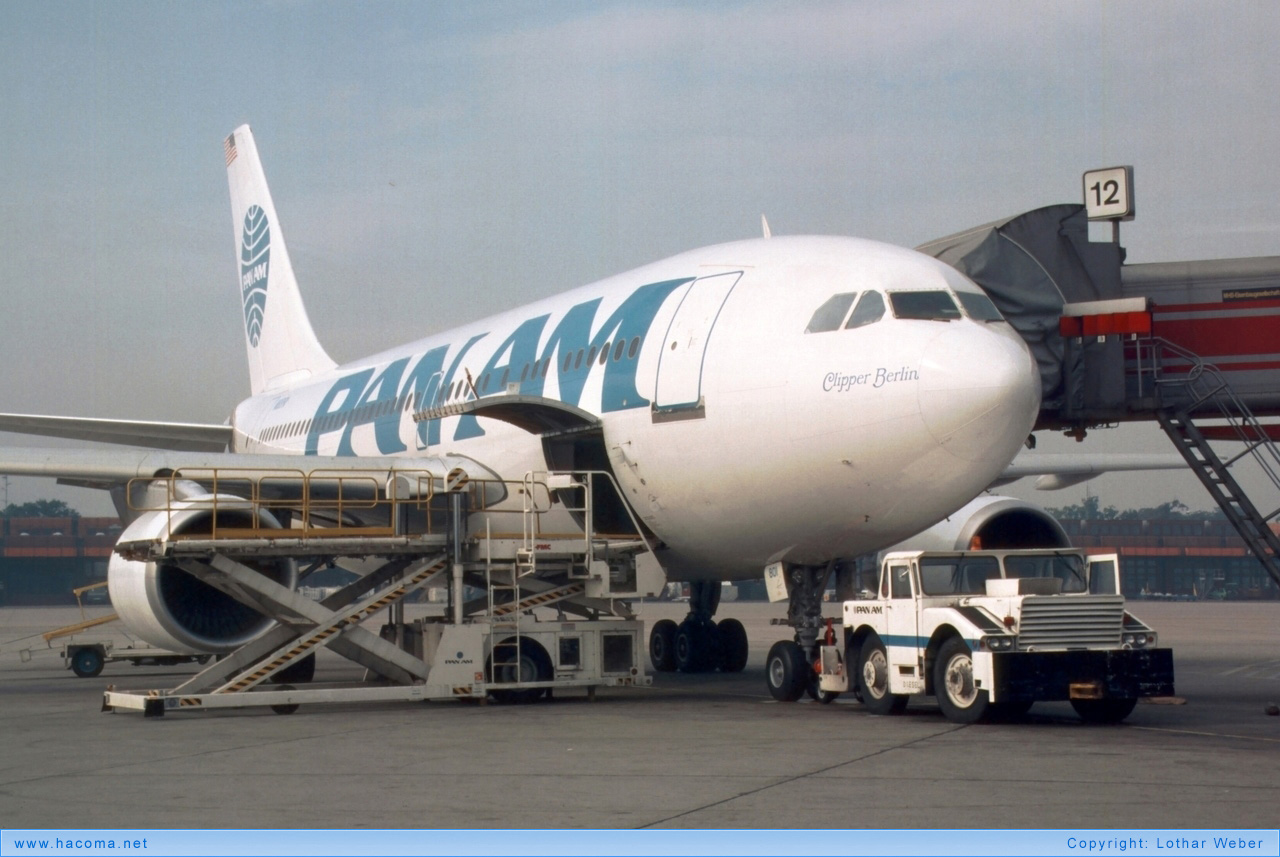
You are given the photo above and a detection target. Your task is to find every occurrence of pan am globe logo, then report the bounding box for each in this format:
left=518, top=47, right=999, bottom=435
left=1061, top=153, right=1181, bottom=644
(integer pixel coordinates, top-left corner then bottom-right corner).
left=239, top=205, right=270, bottom=347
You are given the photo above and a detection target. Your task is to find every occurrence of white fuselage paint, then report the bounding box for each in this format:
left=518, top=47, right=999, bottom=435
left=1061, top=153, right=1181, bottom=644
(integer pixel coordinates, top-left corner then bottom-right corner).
left=230, top=235, right=1041, bottom=582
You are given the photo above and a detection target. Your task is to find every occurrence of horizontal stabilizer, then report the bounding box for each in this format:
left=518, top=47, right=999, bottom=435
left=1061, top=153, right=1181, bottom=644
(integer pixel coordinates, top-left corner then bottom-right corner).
left=0, top=413, right=233, bottom=452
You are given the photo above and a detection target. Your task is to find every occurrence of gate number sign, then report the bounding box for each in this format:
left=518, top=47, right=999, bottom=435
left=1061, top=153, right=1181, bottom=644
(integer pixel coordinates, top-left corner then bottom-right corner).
left=1083, top=166, right=1135, bottom=221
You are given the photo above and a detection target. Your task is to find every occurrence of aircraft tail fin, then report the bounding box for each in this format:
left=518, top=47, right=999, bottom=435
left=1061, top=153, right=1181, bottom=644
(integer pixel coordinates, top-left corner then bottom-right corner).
left=225, top=125, right=335, bottom=395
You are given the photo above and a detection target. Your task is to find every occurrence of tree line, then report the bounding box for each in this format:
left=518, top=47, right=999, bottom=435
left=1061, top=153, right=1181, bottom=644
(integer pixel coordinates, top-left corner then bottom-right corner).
left=1044, top=496, right=1225, bottom=521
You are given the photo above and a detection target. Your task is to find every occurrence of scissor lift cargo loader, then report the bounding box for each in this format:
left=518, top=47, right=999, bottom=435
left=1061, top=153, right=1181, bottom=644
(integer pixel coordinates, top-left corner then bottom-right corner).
left=102, top=468, right=656, bottom=716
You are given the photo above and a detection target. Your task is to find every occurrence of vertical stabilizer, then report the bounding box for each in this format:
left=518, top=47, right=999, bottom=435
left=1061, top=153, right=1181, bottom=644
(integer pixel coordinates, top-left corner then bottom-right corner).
left=225, top=125, right=335, bottom=394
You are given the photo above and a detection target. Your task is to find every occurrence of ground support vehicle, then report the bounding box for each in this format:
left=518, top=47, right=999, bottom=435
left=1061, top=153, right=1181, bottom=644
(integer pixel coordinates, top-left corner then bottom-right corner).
left=815, top=549, right=1174, bottom=723
left=101, top=468, right=657, bottom=716
left=14, top=583, right=209, bottom=677
left=61, top=641, right=210, bottom=678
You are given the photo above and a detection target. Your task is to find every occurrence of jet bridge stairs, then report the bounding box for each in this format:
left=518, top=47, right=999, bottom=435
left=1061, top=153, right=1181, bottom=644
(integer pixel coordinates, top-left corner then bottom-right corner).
left=102, top=468, right=658, bottom=717
left=1134, top=338, right=1280, bottom=589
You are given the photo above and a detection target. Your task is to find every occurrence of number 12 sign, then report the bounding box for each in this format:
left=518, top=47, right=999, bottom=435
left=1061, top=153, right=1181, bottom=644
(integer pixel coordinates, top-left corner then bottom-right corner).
left=1083, top=166, right=1135, bottom=221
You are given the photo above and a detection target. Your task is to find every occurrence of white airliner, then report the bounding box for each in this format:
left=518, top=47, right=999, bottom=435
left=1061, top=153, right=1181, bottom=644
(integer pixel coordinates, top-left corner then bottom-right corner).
left=0, top=127, right=1183, bottom=695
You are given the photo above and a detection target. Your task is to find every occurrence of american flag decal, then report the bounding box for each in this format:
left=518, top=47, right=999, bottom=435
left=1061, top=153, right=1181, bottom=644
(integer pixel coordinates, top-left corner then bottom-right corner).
left=224, top=134, right=237, bottom=166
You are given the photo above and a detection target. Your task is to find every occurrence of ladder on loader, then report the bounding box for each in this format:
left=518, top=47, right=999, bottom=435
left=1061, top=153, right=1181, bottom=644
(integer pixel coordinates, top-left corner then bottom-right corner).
left=1136, top=337, right=1280, bottom=587
left=102, top=467, right=657, bottom=717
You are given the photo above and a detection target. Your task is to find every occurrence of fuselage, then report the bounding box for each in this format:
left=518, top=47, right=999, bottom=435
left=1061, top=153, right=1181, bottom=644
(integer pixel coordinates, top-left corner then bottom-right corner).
left=230, top=235, right=1040, bottom=581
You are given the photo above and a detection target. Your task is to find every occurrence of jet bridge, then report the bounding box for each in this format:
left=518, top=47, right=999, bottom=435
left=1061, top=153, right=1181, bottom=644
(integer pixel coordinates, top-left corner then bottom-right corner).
left=919, top=204, right=1280, bottom=589
left=102, top=467, right=659, bottom=716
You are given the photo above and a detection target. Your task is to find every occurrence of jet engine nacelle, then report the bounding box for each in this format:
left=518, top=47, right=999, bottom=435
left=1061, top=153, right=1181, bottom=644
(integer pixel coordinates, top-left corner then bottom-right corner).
left=885, top=494, right=1071, bottom=553
left=107, top=495, right=295, bottom=654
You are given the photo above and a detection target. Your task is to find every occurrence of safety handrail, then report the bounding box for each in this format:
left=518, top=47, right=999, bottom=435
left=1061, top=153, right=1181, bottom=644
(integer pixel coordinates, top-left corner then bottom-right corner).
left=1136, top=336, right=1280, bottom=511
left=123, top=466, right=443, bottom=541
left=519, top=470, right=655, bottom=573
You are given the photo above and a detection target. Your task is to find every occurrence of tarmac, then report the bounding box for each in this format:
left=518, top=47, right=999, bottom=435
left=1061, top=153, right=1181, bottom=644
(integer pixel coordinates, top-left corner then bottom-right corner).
left=1, top=600, right=1277, bottom=830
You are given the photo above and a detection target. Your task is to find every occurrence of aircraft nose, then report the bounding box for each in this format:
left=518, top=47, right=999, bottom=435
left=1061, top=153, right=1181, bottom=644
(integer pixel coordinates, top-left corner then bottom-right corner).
left=917, top=323, right=1040, bottom=463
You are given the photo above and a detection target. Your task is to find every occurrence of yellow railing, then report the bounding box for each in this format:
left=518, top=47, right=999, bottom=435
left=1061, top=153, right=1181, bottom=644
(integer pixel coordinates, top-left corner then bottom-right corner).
left=124, top=467, right=444, bottom=540
left=121, top=466, right=646, bottom=549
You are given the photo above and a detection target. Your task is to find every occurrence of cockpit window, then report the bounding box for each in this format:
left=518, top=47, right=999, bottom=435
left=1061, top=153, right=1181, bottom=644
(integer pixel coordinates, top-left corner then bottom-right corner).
left=845, top=290, right=885, bottom=329
left=889, top=290, right=962, bottom=321
left=805, top=292, right=858, bottom=333
left=956, top=291, right=1005, bottom=322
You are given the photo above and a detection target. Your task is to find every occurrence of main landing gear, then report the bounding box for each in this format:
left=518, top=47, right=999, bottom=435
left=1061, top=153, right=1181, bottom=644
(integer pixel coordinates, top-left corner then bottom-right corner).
left=648, top=581, right=749, bottom=674
left=765, top=563, right=839, bottom=703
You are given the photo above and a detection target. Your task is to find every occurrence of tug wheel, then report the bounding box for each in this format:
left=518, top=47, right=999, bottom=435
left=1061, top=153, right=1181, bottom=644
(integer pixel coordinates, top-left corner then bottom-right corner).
left=1071, top=697, right=1137, bottom=724
left=934, top=636, right=989, bottom=724
left=856, top=634, right=906, bottom=715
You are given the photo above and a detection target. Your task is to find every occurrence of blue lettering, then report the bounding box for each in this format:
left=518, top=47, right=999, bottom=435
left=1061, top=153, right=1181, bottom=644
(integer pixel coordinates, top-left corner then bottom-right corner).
left=336, top=356, right=410, bottom=455
left=306, top=368, right=374, bottom=454
left=454, top=278, right=688, bottom=440
left=454, top=316, right=549, bottom=441
left=407, top=334, right=485, bottom=448
left=309, top=278, right=691, bottom=452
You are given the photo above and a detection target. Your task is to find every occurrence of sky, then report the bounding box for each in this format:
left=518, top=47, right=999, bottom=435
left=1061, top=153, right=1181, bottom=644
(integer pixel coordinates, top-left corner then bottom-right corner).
left=1, top=1, right=1278, bottom=516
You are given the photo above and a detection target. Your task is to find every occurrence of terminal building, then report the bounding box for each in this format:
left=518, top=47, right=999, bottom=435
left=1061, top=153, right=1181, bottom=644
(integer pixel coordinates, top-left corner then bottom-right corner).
left=1063, top=517, right=1279, bottom=600
left=0, top=517, right=119, bottom=605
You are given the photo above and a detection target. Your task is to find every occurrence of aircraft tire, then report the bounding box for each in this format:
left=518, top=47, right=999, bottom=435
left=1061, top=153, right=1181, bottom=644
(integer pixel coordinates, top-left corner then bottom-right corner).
left=675, top=619, right=715, bottom=673
left=806, top=673, right=839, bottom=704
left=716, top=618, right=749, bottom=673
left=649, top=619, right=678, bottom=672
left=765, top=640, right=808, bottom=702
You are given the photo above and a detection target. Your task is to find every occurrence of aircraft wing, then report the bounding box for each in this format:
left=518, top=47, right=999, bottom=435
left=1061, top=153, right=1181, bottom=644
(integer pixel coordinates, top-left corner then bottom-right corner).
left=0, top=413, right=233, bottom=452
left=993, top=453, right=1187, bottom=490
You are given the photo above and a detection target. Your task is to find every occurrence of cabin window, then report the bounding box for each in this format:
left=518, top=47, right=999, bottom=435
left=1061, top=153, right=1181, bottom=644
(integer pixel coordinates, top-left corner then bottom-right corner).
left=956, top=291, right=1004, bottom=322
left=845, top=290, right=885, bottom=329
left=563, top=353, right=573, bottom=372
left=628, top=336, right=641, bottom=359
left=889, top=291, right=962, bottom=321
left=613, top=340, right=625, bottom=362
left=587, top=346, right=597, bottom=364
left=574, top=348, right=584, bottom=369
left=541, top=359, right=550, bottom=378
left=805, top=292, right=858, bottom=333
left=599, top=343, right=610, bottom=365
left=500, top=368, right=510, bottom=388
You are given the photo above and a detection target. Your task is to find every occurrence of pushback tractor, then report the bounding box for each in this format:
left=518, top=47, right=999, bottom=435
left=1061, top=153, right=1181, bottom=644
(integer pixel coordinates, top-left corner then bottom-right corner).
left=807, top=549, right=1174, bottom=723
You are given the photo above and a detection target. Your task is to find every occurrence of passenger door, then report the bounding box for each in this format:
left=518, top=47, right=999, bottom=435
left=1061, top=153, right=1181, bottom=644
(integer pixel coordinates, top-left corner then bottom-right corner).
left=653, top=271, right=741, bottom=412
